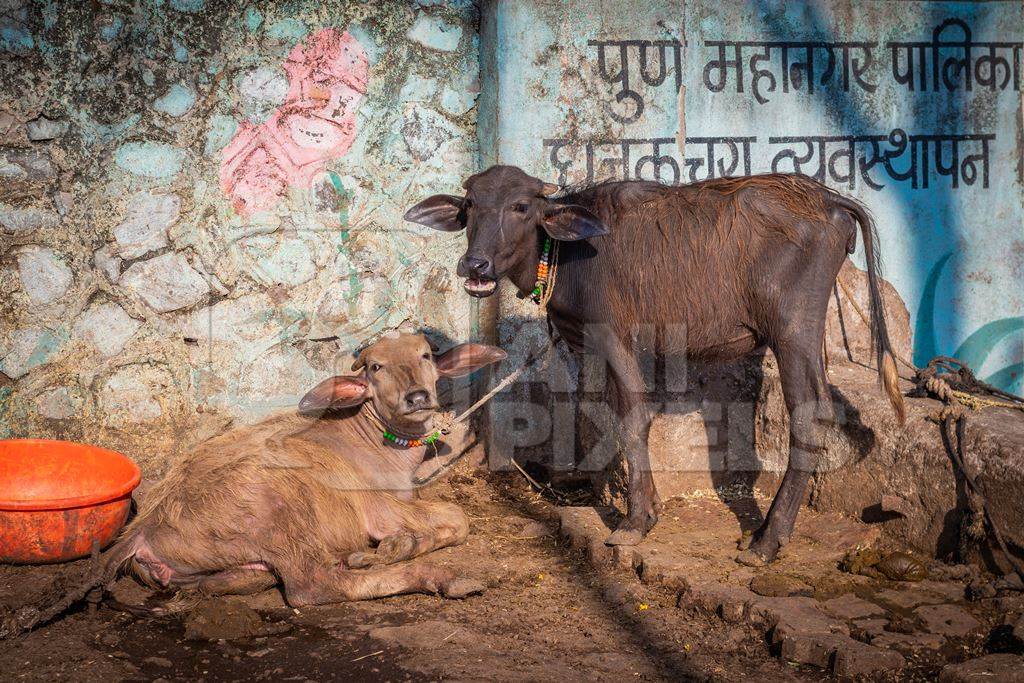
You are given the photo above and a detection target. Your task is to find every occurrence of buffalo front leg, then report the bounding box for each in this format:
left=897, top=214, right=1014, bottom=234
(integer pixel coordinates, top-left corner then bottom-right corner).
left=346, top=500, right=470, bottom=569
left=604, top=356, right=661, bottom=546
left=279, top=563, right=483, bottom=607
left=738, top=340, right=831, bottom=565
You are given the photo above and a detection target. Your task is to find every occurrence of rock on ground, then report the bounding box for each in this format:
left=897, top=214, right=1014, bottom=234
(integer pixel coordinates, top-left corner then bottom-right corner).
left=938, top=654, right=1024, bottom=683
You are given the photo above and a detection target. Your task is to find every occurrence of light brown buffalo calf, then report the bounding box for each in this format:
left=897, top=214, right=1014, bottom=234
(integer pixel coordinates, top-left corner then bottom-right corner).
left=4, top=333, right=505, bottom=636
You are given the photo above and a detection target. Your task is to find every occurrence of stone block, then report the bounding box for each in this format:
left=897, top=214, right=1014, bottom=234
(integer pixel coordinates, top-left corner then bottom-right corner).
left=99, top=364, right=173, bottom=427
left=822, top=593, right=887, bottom=620
left=35, top=386, right=81, bottom=420
left=938, top=654, right=1024, bottom=683
left=0, top=204, right=59, bottom=233
left=914, top=604, right=982, bottom=638
left=16, top=246, right=72, bottom=305
left=871, top=631, right=945, bottom=651
left=407, top=13, right=462, bottom=51
left=26, top=116, right=68, bottom=141
left=113, top=191, right=179, bottom=258
left=73, top=302, right=140, bottom=356
left=832, top=640, right=906, bottom=677
left=121, top=252, right=210, bottom=313
left=0, top=328, right=61, bottom=379
left=94, top=245, right=122, bottom=282
left=780, top=633, right=845, bottom=669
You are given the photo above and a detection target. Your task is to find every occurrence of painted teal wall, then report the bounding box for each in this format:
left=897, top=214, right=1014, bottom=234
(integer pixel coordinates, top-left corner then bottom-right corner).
left=479, top=0, right=1024, bottom=394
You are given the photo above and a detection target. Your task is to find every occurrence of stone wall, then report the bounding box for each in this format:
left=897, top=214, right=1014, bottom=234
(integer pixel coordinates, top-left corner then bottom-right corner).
left=0, top=0, right=480, bottom=474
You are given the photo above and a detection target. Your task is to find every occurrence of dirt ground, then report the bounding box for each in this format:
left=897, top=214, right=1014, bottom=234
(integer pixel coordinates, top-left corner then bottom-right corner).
left=1, top=462, right=820, bottom=683
left=1, top=461, right=1020, bottom=682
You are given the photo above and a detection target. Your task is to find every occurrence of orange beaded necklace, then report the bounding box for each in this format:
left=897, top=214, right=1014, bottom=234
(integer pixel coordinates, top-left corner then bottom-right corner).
left=530, top=236, right=559, bottom=306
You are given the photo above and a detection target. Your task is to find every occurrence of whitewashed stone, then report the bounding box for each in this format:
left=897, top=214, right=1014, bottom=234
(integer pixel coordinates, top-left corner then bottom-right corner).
left=0, top=149, right=55, bottom=182
left=237, top=66, right=289, bottom=120
left=240, top=235, right=316, bottom=287
left=94, top=244, right=122, bottom=282
left=152, top=83, right=196, bottom=117
left=26, top=116, right=68, bottom=141
left=182, top=292, right=278, bottom=347
left=315, top=281, right=353, bottom=324
left=121, top=252, right=210, bottom=313
left=0, top=111, right=16, bottom=134
left=400, top=105, right=462, bottom=161
left=99, top=364, right=170, bottom=426
left=0, top=204, right=59, bottom=233
left=0, top=328, right=59, bottom=379
left=17, top=246, right=73, bottom=305
left=73, top=302, right=140, bottom=356
left=113, top=191, right=179, bottom=258
left=234, top=347, right=316, bottom=416
left=36, top=387, right=81, bottom=420
left=406, top=13, right=462, bottom=52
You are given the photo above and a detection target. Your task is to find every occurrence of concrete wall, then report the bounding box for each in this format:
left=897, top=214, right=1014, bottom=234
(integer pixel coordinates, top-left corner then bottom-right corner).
left=480, top=0, right=1022, bottom=393
left=477, top=0, right=1023, bottom=484
left=0, top=0, right=480, bottom=473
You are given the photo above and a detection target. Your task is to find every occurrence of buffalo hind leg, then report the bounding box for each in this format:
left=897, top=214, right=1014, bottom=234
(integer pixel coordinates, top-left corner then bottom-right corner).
left=196, top=568, right=278, bottom=596
left=280, top=563, right=483, bottom=607
left=346, top=500, right=469, bottom=569
left=738, top=339, right=831, bottom=565
left=605, top=357, right=661, bottom=546
left=105, top=568, right=279, bottom=618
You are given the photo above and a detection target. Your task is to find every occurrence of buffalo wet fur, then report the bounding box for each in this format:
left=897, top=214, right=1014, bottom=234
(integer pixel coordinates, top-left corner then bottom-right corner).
left=406, top=165, right=906, bottom=564
left=2, top=333, right=506, bottom=638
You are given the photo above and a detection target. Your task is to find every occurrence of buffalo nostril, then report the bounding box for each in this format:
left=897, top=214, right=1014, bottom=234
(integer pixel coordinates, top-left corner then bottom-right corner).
left=463, top=256, right=491, bottom=276
left=405, top=390, right=430, bottom=408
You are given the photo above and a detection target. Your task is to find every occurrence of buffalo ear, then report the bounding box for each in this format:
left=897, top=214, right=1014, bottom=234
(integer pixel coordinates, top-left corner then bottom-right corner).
left=299, top=376, right=370, bottom=415
left=434, top=343, right=507, bottom=378
left=404, top=194, right=464, bottom=232
left=542, top=204, right=609, bottom=241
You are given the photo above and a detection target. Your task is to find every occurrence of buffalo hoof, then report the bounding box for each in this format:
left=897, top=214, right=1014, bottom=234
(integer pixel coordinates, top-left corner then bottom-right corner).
left=441, top=578, right=485, bottom=599
left=345, top=551, right=381, bottom=569
left=735, top=548, right=771, bottom=567
left=377, top=533, right=417, bottom=563
left=605, top=527, right=645, bottom=546
left=736, top=533, right=786, bottom=566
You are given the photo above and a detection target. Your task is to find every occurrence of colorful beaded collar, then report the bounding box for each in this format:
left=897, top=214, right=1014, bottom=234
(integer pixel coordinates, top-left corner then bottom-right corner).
left=382, top=429, right=441, bottom=449
left=530, top=236, right=559, bottom=306
left=364, top=402, right=441, bottom=449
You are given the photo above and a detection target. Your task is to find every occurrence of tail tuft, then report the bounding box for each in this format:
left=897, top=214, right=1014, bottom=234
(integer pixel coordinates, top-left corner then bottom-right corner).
left=881, top=351, right=906, bottom=425
left=834, top=194, right=906, bottom=425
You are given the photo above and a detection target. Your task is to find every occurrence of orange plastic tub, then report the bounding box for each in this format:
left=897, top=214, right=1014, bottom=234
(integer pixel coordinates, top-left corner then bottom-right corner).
left=0, top=439, right=141, bottom=564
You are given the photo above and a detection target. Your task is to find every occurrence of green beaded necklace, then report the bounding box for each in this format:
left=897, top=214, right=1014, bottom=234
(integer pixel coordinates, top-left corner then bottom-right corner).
left=382, top=429, right=441, bottom=449
left=530, top=236, right=556, bottom=305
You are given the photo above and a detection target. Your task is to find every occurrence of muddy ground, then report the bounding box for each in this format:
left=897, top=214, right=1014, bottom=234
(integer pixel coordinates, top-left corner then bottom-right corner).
left=0, top=461, right=1020, bottom=682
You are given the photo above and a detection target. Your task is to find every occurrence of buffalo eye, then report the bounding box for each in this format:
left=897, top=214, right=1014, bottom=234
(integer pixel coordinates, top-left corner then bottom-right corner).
left=422, top=352, right=431, bottom=360
left=512, top=202, right=529, bottom=214
left=370, top=362, right=382, bottom=373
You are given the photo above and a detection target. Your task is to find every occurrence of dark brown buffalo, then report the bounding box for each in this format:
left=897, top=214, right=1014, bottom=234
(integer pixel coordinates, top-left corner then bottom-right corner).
left=405, top=165, right=904, bottom=564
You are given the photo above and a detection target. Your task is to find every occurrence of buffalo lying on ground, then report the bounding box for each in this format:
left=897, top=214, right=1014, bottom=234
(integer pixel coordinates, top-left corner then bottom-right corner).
left=2, top=333, right=506, bottom=637
left=406, top=166, right=905, bottom=564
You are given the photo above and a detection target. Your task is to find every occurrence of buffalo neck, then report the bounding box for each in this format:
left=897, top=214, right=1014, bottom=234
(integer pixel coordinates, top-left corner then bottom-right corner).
left=506, top=230, right=545, bottom=297
left=351, top=402, right=435, bottom=448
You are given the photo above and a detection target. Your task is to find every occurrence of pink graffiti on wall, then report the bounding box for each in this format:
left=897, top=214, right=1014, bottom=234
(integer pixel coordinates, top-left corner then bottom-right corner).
left=220, top=29, right=369, bottom=216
